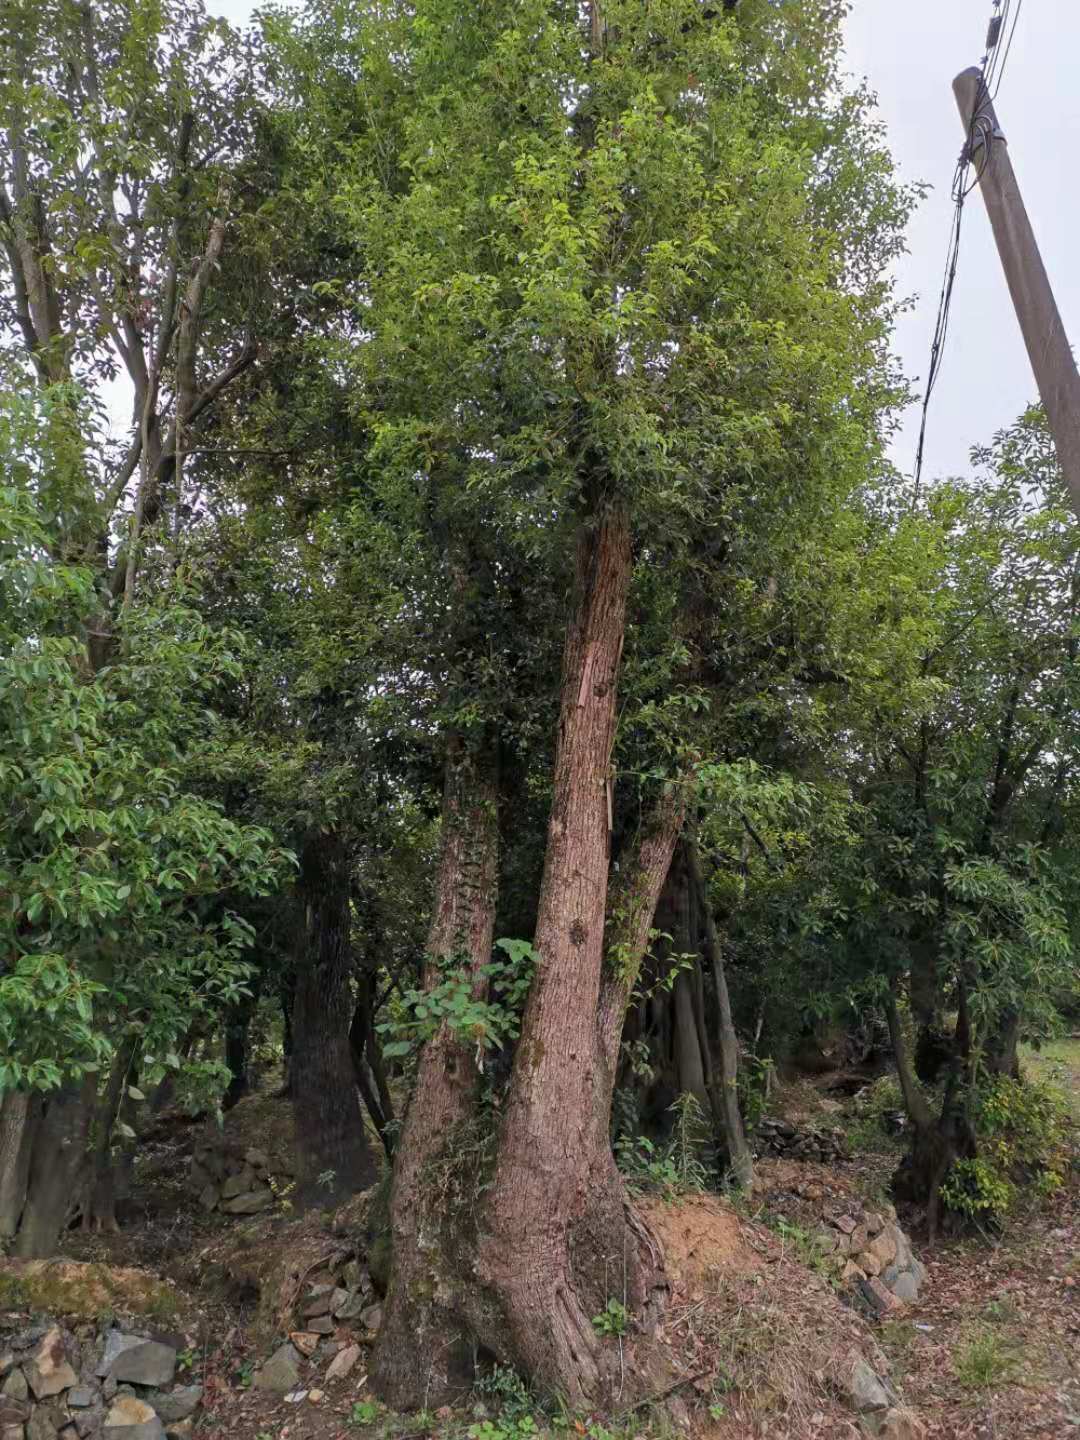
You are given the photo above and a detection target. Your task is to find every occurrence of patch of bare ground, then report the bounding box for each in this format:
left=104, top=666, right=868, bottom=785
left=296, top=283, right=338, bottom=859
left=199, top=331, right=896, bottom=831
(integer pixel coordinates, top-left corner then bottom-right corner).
left=640, top=1194, right=909, bottom=1439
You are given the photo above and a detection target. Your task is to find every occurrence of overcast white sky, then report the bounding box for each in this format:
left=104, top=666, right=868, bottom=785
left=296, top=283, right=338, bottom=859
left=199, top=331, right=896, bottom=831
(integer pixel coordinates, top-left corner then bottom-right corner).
left=207, top=0, right=1080, bottom=485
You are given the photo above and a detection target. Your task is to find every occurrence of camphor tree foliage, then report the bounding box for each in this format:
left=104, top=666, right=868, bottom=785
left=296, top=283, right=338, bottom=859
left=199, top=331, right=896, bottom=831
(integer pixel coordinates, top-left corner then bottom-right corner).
left=0, top=0, right=290, bottom=1255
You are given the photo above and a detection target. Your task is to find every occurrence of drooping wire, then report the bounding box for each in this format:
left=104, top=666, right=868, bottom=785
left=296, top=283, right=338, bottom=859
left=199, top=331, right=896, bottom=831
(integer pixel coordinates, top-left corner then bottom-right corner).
left=990, top=0, right=1024, bottom=96
left=912, top=1, right=1017, bottom=499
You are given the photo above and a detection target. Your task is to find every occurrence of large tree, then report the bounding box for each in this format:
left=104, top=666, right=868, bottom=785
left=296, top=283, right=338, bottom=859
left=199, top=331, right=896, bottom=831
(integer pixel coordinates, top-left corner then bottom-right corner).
left=277, top=0, right=916, bottom=1406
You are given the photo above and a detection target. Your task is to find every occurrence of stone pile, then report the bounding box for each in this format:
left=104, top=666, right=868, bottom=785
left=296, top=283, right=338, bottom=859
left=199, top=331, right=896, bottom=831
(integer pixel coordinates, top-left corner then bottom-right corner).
left=815, top=1204, right=928, bottom=1315
left=0, top=1324, right=200, bottom=1440
left=189, top=1140, right=290, bottom=1216
left=252, top=1264, right=382, bottom=1400
left=755, top=1118, right=849, bottom=1164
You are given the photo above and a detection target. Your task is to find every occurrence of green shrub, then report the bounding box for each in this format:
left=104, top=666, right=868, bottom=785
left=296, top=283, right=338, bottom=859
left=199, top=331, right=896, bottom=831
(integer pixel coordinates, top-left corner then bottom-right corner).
left=954, top=1326, right=1024, bottom=1389
left=940, top=1075, right=1069, bottom=1221
left=614, top=1092, right=711, bottom=1199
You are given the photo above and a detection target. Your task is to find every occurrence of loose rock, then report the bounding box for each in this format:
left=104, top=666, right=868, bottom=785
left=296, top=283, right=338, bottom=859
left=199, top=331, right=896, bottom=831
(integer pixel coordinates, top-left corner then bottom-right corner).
left=25, top=1331, right=77, bottom=1401
left=253, top=1344, right=301, bottom=1394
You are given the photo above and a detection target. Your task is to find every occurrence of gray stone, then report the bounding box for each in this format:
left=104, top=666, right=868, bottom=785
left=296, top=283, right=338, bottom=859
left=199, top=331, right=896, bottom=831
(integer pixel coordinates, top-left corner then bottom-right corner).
left=96, top=1335, right=142, bottom=1381
left=197, top=1183, right=219, bottom=1213
left=332, top=1290, right=365, bottom=1321
left=889, top=1270, right=919, bottom=1303
left=302, top=1288, right=334, bottom=1319
left=0, top=1426, right=24, bottom=1440
left=0, top=1359, right=11, bottom=1382
left=106, top=1341, right=176, bottom=1390
left=0, top=1401, right=30, bottom=1428
left=253, top=1344, right=301, bottom=1394
left=360, top=1304, right=383, bottom=1333
left=220, top=1187, right=274, bottom=1215
left=66, top=1389, right=97, bottom=1410
left=140, top=1388, right=200, bottom=1425
left=245, top=1148, right=270, bottom=1170
left=325, top=1345, right=361, bottom=1383
left=102, top=1377, right=117, bottom=1402
left=27, top=1401, right=66, bottom=1440
left=25, top=1330, right=78, bottom=1400
left=340, top=1261, right=368, bottom=1292
left=220, top=1169, right=256, bottom=1200
left=849, top=1357, right=896, bottom=1414
left=1, top=1373, right=28, bottom=1403
left=73, top=1405, right=106, bottom=1439
left=306, top=1317, right=334, bottom=1336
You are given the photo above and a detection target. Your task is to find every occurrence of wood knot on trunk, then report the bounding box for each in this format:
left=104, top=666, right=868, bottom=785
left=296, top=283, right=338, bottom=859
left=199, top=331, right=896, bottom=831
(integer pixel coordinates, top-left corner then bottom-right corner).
left=569, top=919, right=587, bottom=946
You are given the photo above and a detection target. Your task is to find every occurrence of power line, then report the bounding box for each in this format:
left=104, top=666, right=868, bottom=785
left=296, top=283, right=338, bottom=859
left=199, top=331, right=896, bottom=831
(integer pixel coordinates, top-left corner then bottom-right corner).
left=912, top=0, right=1021, bottom=498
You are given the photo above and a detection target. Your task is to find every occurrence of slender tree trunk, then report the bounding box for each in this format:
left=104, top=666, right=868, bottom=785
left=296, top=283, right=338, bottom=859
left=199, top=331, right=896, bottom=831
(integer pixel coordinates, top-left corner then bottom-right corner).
left=291, top=833, right=376, bottom=1203
left=597, top=785, right=684, bottom=1075
left=13, top=1075, right=96, bottom=1258
left=372, top=742, right=500, bottom=1406
left=223, top=1000, right=254, bottom=1111
left=687, top=835, right=752, bottom=1188
left=471, top=506, right=667, bottom=1407
left=81, top=1037, right=138, bottom=1233
left=349, top=990, right=393, bottom=1158
left=278, top=976, right=295, bottom=1098
left=0, top=1091, right=38, bottom=1239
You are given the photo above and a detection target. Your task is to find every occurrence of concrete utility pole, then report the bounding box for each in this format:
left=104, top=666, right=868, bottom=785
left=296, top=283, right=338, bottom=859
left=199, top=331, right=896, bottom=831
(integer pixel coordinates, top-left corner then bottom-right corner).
left=953, top=67, right=1080, bottom=519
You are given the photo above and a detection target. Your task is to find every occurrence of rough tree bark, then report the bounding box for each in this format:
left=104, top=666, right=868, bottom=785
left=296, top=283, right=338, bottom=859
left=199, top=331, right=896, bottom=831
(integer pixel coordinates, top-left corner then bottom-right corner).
left=12, top=1076, right=96, bottom=1258
left=471, top=505, right=668, bottom=1407
left=80, top=1036, right=139, bottom=1233
left=0, top=1091, right=38, bottom=1239
left=290, top=832, right=377, bottom=1203
left=372, top=742, right=500, bottom=1406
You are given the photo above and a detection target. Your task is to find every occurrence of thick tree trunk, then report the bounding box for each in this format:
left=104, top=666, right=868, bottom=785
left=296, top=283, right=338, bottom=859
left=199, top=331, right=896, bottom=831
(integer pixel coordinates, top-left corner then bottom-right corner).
left=372, top=742, right=500, bottom=1407
left=13, top=1076, right=96, bottom=1258
left=291, top=833, right=377, bottom=1203
left=0, top=1091, right=38, bottom=1239
left=472, top=506, right=668, bottom=1407
left=687, top=835, right=752, bottom=1188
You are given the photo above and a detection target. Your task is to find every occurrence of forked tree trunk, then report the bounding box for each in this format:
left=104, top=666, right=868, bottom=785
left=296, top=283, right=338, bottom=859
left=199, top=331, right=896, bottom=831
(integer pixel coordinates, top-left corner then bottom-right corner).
left=291, top=833, right=377, bottom=1203
left=13, top=1076, right=96, bottom=1258
left=472, top=505, right=668, bottom=1407
left=0, top=1091, right=39, bottom=1239
left=372, top=742, right=499, bottom=1406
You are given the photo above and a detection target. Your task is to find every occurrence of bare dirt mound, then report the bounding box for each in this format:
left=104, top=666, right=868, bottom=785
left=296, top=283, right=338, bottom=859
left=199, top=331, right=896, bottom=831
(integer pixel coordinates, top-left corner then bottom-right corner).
left=638, top=1193, right=761, bottom=1292
left=636, top=1194, right=921, bottom=1439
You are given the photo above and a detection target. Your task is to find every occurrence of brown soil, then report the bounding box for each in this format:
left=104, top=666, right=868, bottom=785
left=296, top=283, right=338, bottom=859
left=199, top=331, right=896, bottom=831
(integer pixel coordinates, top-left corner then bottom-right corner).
left=638, top=1194, right=761, bottom=1292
